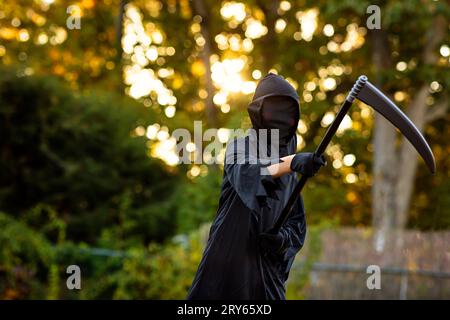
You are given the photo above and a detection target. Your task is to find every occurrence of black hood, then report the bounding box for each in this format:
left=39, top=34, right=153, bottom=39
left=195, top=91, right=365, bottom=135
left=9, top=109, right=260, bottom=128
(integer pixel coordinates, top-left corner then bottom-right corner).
left=248, top=73, right=300, bottom=155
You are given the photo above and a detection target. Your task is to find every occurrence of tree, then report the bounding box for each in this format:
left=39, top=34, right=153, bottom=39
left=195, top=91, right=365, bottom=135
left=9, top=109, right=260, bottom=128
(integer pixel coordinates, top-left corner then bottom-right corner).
left=1, top=0, right=449, bottom=237
left=68, top=1, right=450, bottom=233
left=0, top=68, right=177, bottom=245
left=368, top=4, right=449, bottom=251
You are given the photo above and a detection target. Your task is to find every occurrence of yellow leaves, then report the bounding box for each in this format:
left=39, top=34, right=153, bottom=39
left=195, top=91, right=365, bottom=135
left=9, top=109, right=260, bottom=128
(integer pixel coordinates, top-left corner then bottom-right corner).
left=220, top=2, right=246, bottom=22
left=4, top=288, right=20, bottom=300
left=48, top=26, right=67, bottom=45
left=48, top=48, right=60, bottom=60
left=296, top=8, right=319, bottom=42
left=179, top=0, right=191, bottom=19
left=252, top=8, right=265, bottom=21
left=53, top=64, right=65, bottom=76
left=190, top=22, right=201, bottom=34
left=172, top=74, right=184, bottom=89
left=145, top=0, right=162, bottom=18
left=198, top=89, right=207, bottom=99
left=36, top=32, right=48, bottom=45
left=352, top=121, right=362, bottom=131
left=86, top=55, right=103, bottom=76
left=27, top=9, right=47, bottom=26
left=346, top=191, right=359, bottom=204
left=394, top=91, right=407, bottom=102
left=191, top=60, right=205, bottom=77
left=0, top=27, right=17, bottom=41
left=81, top=0, right=95, bottom=9
left=191, top=101, right=205, bottom=112
left=345, top=173, right=358, bottom=184
left=18, top=29, right=30, bottom=42
left=244, top=18, right=267, bottom=39
left=151, top=30, right=164, bottom=44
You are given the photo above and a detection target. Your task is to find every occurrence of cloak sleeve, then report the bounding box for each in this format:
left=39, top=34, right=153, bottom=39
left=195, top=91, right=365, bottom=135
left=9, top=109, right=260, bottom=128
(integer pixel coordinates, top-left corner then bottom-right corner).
left=224, top=138, right=284, bottom=212
left=279, top=196, right=307, bottom=280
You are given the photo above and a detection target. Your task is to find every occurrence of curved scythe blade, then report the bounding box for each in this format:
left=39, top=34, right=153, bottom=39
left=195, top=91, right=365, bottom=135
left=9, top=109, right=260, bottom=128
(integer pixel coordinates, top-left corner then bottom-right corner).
left=357, top=81, right=436, bottom=173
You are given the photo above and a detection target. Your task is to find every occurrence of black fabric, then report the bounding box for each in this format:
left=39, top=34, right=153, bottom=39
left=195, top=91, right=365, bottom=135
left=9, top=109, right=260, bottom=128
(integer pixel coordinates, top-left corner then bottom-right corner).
left=261, top=96, right=299, bottom=145
left=259, top=230, right=288, bottom=255
left=187, top=73, right=306, bottom=300
left=248, top=73, right=300, bottom=156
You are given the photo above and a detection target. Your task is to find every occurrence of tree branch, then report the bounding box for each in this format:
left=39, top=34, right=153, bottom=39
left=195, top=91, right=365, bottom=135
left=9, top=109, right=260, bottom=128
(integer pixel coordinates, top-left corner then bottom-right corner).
left=425, top=99, right=449, bottom=123
left=191, top=0, right=217, bottom=127
left=256, top=0, right=279, bottom=72
left=422, top=15, right=446, bottom=64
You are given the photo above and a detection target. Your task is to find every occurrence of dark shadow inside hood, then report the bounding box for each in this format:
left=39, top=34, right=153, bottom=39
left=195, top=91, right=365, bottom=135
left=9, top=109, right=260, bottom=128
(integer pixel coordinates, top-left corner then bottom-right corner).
left=247, top=73, right=300, bottom=154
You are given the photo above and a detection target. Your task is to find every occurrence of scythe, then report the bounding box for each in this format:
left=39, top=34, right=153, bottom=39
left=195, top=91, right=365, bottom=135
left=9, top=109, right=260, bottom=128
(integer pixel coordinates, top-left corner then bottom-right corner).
left=273, top=75, right=436, bottom=233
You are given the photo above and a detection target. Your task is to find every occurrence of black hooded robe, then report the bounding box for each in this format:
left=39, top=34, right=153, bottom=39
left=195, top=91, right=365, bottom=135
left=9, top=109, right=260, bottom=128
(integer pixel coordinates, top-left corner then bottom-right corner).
left=187, top=74, right=306, bottom=300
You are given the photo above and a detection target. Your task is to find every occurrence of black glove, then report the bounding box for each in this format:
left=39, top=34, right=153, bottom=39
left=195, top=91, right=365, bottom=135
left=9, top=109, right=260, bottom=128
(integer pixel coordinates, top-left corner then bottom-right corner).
left=290, top=152, right=327, bottom=177
left=258, top=229, right=288, bottom=255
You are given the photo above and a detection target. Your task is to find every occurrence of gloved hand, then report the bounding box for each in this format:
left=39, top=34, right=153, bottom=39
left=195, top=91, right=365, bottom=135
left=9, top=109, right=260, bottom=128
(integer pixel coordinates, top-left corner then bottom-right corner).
left=290, top=152, right=327, bottom=177
left=258, top=229, right=288, bottom=255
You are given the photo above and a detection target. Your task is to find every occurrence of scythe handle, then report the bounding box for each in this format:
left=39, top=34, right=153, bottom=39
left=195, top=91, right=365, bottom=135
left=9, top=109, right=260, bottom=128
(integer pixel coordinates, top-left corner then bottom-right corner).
left=272, top=76, right=367, bottom=233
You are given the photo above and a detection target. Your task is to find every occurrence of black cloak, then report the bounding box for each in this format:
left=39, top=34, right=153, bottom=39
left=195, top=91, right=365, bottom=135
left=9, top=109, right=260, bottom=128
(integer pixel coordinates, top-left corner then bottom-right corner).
left=187, top=73, right=306, bottom=300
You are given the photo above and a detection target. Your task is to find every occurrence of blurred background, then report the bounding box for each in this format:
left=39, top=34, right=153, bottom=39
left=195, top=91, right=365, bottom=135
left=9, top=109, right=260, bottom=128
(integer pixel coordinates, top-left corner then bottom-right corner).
left=0, top=0, right=449, bottom=299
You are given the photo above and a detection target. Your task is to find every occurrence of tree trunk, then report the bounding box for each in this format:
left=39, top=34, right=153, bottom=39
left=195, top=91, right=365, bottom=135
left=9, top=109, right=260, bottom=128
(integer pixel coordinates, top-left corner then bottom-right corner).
left=395, top=15, right=447, bottom=228
left=191, top=0, right=217, bottom=127
left=371, top=16, right=447, bottom=253
left=370, top=30, right=398, bottom=252
left=257, top=0, right=279, bottom=73
left=115, top=0, right=127, bottom=93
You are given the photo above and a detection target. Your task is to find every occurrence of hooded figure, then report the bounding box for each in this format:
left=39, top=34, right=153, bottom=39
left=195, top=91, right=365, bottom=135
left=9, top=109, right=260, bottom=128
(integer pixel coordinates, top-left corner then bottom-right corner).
left=187, top=73, right=324, bottom=300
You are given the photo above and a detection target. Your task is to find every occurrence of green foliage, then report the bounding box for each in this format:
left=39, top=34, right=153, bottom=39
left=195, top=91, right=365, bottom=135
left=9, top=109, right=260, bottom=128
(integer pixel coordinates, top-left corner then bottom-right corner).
left=0, top=68, right=177, bottom=244
left=286, top=220, right=337, bottom=299
left=112, top=233, right=203, bottom=299
left=173, top=168, right=222, bottom=234
left=409, top=178, right=450, bottom=230
left=0, top=70, right=209, bottom=299
left=0, top=212, right=53, bottom=299
left=0, top=209, right=206, bottom=299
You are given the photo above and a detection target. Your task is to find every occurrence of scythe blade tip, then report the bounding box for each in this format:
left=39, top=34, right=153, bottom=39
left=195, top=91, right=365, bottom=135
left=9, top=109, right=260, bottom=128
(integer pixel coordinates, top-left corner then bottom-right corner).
left=357, top=79, right=436, bottom=176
